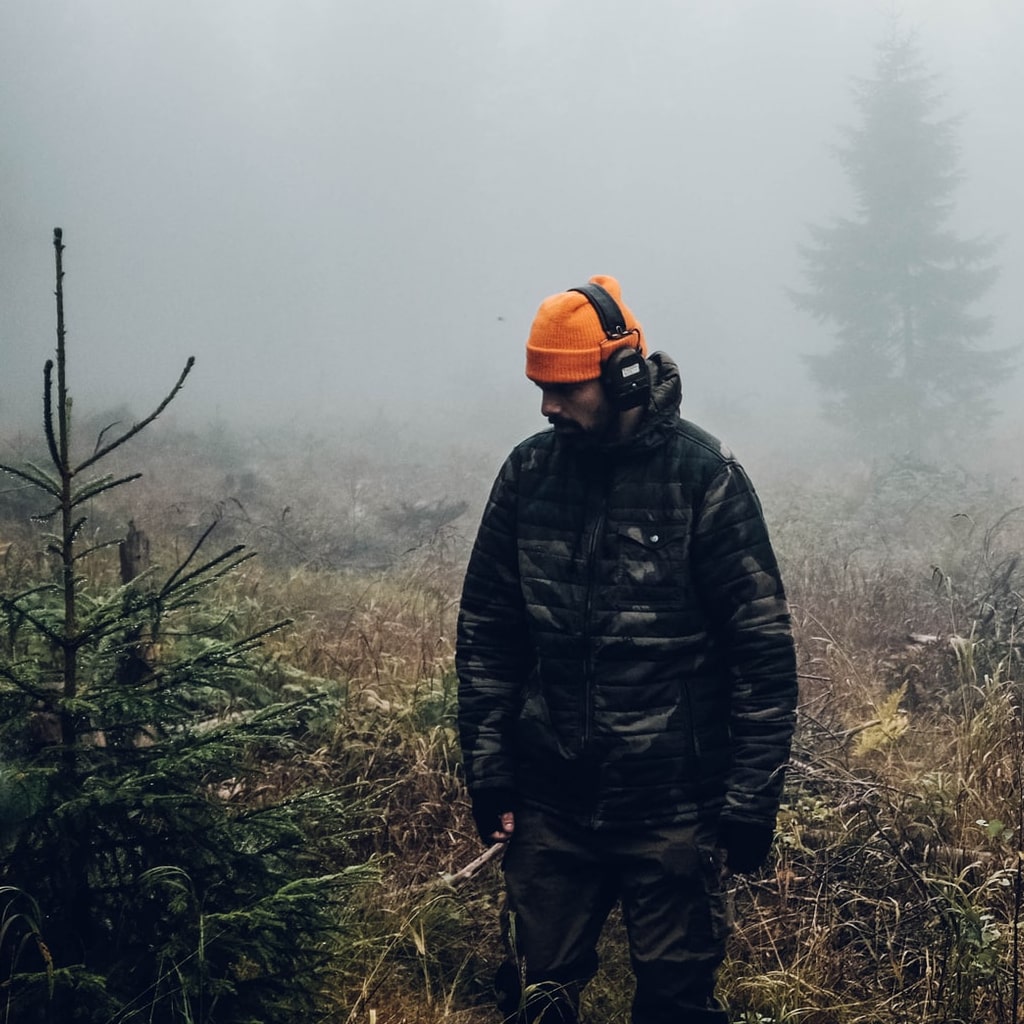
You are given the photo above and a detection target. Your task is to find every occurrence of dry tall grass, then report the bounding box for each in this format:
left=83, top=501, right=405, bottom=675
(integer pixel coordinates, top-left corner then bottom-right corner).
left=3, top=423, right=1021, bottom=1023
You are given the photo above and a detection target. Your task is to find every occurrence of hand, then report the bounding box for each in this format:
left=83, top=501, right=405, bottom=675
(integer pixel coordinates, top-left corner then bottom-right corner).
left=470, top=790, right=517, bottom=845
left=487, top=811, right=515, bottom=844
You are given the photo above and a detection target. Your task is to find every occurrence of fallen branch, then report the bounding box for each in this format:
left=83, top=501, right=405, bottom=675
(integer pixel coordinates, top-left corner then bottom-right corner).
left=438, top=842, right=506, bottom=887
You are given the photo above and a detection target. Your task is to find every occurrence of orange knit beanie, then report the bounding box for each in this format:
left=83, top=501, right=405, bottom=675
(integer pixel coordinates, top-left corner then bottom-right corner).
left=525, top=274, right=646, bottom=384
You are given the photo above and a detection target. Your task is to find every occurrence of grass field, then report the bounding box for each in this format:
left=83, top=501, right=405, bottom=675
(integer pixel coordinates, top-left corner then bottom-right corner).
left=2, top=418, right=1022, bottom=1023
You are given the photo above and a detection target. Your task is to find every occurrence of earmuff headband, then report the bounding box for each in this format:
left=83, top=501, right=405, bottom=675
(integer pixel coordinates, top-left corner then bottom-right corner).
left=568, top=283, right=632, bottom=341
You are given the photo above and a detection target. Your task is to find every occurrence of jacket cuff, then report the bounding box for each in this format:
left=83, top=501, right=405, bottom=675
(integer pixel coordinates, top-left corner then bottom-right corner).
left=719, top=817, right=775, bottom=874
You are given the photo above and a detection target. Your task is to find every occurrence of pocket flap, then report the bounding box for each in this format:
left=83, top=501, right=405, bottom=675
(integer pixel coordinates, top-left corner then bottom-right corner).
left=616, top=523, right=688, bottom=549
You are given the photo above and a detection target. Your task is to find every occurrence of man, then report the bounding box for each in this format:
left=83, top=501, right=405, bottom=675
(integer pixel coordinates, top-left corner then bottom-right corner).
left=456, top=275, right=797, bottom=1024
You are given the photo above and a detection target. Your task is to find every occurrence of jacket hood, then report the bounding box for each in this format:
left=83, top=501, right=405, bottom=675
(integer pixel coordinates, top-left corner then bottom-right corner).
left=642, top=351, right=682, bottom=428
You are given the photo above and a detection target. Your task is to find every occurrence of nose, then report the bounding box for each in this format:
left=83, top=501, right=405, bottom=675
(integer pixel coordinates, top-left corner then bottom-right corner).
left=540, top=389, right=561, bottom=418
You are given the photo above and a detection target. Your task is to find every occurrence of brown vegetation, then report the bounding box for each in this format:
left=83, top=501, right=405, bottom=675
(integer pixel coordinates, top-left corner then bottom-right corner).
left=3, top=418, right=1022, bottom=1023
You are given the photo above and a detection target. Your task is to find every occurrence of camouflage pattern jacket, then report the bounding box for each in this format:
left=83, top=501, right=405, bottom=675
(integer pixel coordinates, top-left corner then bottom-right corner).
left=456, top=353, right=797, bottom=832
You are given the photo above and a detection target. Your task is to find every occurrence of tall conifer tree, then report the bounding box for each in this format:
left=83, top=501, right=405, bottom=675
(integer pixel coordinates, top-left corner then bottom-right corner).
left=792, top=31, right=1014, bottom=459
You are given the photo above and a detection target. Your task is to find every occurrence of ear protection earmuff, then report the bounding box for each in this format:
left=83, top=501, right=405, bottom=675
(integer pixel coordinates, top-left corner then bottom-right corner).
left=569, top=283, right=650, bottom=411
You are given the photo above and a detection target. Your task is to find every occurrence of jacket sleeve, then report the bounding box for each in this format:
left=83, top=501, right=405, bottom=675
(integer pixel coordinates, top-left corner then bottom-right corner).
left=692, top=461, right=798, bottom=827
left=456, top=452, right=532, bottom=799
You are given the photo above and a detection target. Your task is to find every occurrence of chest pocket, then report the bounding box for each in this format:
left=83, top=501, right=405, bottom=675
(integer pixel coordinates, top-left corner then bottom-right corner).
left=613, top=521, right=691, bottom=589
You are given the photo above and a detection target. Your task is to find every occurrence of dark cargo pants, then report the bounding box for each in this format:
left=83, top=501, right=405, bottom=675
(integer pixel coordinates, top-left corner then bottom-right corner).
left=498, top=807, right=732, bottom=1024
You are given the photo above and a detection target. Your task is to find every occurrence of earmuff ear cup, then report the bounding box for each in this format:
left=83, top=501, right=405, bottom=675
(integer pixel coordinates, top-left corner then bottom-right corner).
left=602, top=345, right=651, bottom=411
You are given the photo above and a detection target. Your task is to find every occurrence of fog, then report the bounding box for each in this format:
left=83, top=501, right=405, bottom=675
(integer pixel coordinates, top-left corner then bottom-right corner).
left=2, top=0, right=1022, bottom=470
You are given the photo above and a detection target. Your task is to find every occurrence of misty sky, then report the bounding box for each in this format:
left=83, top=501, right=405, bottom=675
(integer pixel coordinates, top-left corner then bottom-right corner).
left=2, top=0, right=1022, bottom=462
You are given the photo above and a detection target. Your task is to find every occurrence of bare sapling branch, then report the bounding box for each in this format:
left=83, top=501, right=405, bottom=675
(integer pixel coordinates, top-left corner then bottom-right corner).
left=75, top=356, right=196, bottom=474
left=51, top=229, right=78, bottom=724
left=93, top=418, right=124, bottom=456
left=53, top=229, right=69, bottom=478
left=43, top=359, right=61, bottom=472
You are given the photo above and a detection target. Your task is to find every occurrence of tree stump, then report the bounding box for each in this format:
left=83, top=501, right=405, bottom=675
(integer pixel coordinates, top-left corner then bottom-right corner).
left=119, top=519, right=150, bottom=583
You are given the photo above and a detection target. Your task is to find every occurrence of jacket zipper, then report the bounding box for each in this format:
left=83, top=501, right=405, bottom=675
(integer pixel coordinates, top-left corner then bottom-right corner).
left=580, top=475, right=607, bottom=752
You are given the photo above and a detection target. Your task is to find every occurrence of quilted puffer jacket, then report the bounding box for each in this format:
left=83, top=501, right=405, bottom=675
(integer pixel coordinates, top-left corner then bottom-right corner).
left=456, top=353, right=797, bottom=832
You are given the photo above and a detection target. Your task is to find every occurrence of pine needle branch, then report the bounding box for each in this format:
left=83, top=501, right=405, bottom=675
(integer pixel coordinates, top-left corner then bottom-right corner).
left=160, top=538, right=252, bottom=601
left=0, top=462, right=62, bottom=499
left=0, top=663, right=52, bottom=701
left=0, top=595, right=64, bottom=646
left=70, top=473, right=145, bottom=508
left=71, top=538, right=125, bottom=563
left=158, top=519, right=223, bottom=594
